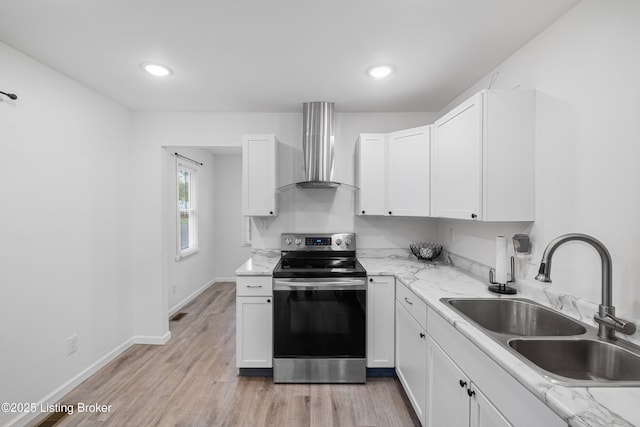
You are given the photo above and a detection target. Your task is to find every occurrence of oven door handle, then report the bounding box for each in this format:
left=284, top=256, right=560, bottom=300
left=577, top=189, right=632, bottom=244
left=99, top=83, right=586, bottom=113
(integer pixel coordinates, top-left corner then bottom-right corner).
left=273, top=278, right=366, bottom=291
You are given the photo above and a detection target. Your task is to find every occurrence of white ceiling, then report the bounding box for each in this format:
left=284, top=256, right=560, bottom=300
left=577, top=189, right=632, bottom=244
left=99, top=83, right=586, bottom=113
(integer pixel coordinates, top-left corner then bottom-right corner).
left=0, top=0, right=579, bottom=112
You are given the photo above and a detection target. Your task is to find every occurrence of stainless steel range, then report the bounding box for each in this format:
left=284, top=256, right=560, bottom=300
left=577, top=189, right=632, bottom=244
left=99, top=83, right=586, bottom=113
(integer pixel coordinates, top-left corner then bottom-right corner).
left=272, top=233, right=366, bottom=383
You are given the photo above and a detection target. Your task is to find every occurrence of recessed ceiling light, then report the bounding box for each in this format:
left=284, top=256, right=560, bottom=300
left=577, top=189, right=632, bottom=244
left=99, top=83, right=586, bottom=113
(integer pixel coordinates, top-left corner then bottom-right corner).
left=142, top=63, right=172, bottom=77
left=367, top=65, right=394, bottom=79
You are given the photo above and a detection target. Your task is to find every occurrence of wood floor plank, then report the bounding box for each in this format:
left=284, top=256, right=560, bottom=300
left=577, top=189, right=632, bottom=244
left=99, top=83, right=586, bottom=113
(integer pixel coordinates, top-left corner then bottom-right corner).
left=29, top=282, right=418, bottom=427
left=309, top=384, right=335, bottom=427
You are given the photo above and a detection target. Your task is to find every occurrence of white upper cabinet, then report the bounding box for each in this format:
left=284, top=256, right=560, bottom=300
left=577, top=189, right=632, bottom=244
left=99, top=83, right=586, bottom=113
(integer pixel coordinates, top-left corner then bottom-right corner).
left=432, top=90, right=535, bottom=222
left=387, top=126, right=431, bottom=217
left=242, top=134, right=278, bottom=216
left=356, top=126, right=431, bottom=217
left=356, top=133, right=386, bottom=216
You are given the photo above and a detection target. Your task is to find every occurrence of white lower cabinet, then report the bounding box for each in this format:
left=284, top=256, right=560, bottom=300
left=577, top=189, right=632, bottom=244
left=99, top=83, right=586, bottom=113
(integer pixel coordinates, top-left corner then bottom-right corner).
left=426, top=309, right=566, bottom=427
left=367, top=276, right=395, bottom=367
left=470, top=385, right=512, bottom=427
left=395, top=296, right=427, bottom=424
left=236, top=276, right=272, bottom=368
left=392, top=282, right=566, bottom=427
left=426, top=335, right=510, bottom=427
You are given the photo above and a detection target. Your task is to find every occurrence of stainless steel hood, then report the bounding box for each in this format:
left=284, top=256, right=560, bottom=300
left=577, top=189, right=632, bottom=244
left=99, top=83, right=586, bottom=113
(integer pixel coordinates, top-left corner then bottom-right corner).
left=297, top=101, right=340, bottom=188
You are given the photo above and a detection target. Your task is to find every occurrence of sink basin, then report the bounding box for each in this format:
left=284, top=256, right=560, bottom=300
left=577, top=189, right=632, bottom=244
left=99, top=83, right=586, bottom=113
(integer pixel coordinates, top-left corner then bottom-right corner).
left=444, top=298, right=587, bottom=336
left=509, top=338, right=640, bottom=386
left=440, top=297, right=640, bottom=386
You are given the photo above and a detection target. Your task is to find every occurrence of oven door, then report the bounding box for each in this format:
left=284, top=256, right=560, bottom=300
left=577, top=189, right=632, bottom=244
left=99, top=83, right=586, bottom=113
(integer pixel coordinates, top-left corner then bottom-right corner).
left=272, top=277, right=366, bottom=383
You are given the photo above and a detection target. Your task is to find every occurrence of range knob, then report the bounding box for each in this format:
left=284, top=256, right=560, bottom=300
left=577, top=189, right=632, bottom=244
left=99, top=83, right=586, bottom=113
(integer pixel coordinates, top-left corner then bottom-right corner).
left=285, top=238, right=292, bottom=245
left=294, top=238, right=302, bottom=246
left=335, top=238, right=342, bottom=246
left=345, top=238, right=352, bottom=246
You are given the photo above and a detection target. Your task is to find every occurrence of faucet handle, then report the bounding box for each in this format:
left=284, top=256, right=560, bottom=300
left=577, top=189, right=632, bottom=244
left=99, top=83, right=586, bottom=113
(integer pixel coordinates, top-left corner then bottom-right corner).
left=595, top=312, right=637, bottom=336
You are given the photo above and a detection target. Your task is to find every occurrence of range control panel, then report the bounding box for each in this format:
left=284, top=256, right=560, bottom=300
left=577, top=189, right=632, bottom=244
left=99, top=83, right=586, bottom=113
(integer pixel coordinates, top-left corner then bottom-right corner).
left=305, top=237, right=332, bottom=246
left=280, top=233, right=356, bottom=251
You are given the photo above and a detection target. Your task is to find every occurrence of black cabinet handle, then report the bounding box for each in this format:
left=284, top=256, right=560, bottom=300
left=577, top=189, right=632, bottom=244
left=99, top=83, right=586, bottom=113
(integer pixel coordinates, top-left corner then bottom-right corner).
left=471, top=213, right=477, bottom=219
left=388, top=211, right=392, bottom=215
left=269, top=211, right=274, bottom=215
left=362, top=210, right=366, bottom=214
left=369, top=278, right=373, bottom=282
left=459, top=379, right=467, bottom=388
left=419, top=332, right=425, bottom=339
left=266, top=299, right=271, bottom=303
left=404, top=297, right=413, bottom=305
left=467, top=389, right=475, bottom=397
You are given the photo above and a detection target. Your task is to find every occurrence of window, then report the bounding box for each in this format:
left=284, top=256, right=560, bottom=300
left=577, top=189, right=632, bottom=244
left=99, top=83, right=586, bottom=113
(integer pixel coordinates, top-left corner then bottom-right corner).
left=177, top=164, right=198, bottom=259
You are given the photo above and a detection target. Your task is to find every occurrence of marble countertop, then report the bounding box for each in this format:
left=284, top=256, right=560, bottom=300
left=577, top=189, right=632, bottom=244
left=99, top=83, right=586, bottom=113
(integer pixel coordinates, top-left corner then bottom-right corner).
left=235, top=250, right=280, bottom=275
left=359, top=252, right=640, bottom=427
left=234, top=248, right=639, bottom=426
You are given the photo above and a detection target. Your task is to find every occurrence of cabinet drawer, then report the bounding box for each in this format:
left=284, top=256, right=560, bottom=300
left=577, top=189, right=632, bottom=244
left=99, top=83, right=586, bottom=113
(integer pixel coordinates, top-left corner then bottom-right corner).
left=396, top=281, right=427, bottom=330
left=236, top=275, right=273, bottom=296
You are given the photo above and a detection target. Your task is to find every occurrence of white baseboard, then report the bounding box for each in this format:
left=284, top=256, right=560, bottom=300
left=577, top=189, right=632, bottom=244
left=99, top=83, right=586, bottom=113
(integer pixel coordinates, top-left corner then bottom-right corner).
left=215, top=277, right=237, bottom=283
left=168, top=277, right=217, bottom=317
left=4, top=330, right=174, bottom=427
left=5, top=337, right=136, bottom=427
left=132, top=331, right=172, bottom=345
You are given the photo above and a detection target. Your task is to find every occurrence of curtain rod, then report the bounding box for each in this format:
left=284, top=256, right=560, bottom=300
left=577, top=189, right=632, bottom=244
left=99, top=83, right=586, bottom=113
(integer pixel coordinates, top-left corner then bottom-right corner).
left=173, top=152, right=204, bottom=166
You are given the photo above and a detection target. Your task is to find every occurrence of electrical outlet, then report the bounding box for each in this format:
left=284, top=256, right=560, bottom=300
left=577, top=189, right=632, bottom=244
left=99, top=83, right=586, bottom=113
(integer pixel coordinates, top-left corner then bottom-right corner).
left=68, top=334, right=78, bottom=355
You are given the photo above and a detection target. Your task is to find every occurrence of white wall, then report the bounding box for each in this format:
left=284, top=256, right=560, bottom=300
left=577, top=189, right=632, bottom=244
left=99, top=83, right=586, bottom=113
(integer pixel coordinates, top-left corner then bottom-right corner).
left=163, top=147, right=218, bottom=313
left=0, top=42, right=132, bottom=426
left=213, top=153, right=252, bottom=279
left=437, top=0, right=640, bottom=317
left=130, top=111, right=439, bottom=336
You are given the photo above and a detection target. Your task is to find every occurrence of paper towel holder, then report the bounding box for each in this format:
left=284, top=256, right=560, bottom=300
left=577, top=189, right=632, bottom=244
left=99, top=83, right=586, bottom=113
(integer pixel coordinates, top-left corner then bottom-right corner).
left=488, top=256, right=517, bottom=294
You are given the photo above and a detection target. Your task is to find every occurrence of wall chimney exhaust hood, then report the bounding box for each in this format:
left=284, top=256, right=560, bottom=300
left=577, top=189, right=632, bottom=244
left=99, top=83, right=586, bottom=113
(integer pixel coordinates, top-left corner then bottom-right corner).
left=297, top=101, right=340, bottom=188
left=289, top=101, right=355, bottom=190
left=277, top=101, right=356, bottom=192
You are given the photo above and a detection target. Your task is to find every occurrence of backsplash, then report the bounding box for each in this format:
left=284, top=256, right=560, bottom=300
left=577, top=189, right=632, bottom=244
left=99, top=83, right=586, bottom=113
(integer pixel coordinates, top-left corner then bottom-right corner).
left=250, top=185, right=439, bottom=250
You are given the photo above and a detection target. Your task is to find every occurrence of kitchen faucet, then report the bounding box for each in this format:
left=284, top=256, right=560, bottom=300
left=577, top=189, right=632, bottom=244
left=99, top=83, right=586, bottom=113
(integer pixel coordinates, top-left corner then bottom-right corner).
left=535, top=233, right=636, bottom=340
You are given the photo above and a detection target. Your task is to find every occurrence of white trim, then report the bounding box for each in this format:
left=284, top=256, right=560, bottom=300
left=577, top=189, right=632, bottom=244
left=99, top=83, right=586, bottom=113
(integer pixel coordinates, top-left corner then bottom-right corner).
left=168, top=278, right=216, bottom=317
left=4, top=330, right=173, bottom=427
left=5, top=337, right=136, bottom=427
left=174, top=246, right=199, bottom=261
left=214, top=277, right=237, bottom=283
left=132, top=331, right=172, bottom=345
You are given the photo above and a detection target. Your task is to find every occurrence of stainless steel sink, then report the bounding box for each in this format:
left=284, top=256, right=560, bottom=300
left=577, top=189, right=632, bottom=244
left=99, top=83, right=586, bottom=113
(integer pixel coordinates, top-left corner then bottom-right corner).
left=509, top=338, right=640, bottom=386
left=444, top=298, right=586, bottom=336
left=440, top=297, right=640, bottom=386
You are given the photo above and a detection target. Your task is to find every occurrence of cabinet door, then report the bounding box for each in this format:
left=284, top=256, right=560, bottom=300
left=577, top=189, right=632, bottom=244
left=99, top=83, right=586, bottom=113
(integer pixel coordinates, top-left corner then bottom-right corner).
left=426, top=335, right=469, bottom=427
left=367, top=276, right=395, bottom=367
left=387, top=126, right=431, bottom=217
left=432, top=93, right=483, bottom=221
left=357, top=134, right=386, bottom=215
left=470, top=385, right=512, bottom=427
left=236, top=296, right=273, bottom=368
left=242, top=135, right=277, bottom=216
left=396, top=302, right=427, bottom=424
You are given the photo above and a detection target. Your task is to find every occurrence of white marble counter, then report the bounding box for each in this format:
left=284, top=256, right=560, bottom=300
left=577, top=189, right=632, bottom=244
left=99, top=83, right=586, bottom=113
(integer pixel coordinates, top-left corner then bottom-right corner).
left=359, top=253, right=640, bottom=427
left=235, top=250, right=280, bottom=275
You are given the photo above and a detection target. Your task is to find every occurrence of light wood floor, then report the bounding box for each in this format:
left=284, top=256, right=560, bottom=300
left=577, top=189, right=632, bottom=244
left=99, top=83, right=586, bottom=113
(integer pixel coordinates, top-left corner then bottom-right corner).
left=32, top=282, right=420, bottom=427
